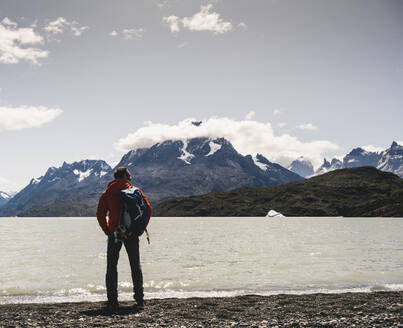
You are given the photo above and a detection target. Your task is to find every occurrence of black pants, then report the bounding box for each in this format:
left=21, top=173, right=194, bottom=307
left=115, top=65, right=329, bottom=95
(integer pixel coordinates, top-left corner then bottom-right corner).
left=106, top=235, right=143, bottom=303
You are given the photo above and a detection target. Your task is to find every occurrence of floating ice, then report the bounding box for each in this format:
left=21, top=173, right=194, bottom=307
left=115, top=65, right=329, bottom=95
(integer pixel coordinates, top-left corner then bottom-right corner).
left=266, top=210, right=284, bottom=218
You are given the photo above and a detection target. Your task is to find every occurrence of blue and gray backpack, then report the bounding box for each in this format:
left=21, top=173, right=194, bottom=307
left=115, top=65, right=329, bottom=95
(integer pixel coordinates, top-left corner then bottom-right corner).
left=115, top=187, right=150, bottom=243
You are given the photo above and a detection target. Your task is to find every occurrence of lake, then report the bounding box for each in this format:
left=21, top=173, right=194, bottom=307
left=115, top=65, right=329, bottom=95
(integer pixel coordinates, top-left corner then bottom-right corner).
left=0, top=217, right=402, bottom=304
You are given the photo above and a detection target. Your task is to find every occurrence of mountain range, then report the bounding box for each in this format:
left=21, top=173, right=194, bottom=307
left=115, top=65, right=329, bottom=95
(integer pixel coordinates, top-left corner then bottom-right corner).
left=0, top=160, right=112, bottom=217
left=289, top=141, right=403, bottom=178
left=0, top=137, right=302, bottom=217
left=1, top=138, right=402, bottom=217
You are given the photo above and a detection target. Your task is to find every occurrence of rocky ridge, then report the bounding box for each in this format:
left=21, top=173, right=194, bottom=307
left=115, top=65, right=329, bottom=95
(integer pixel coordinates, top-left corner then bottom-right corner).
left=0, top=137, right=302, bottom=217
left=0, top=160, right=112, bottom=217
left=288, top=141, right=403, bottom=177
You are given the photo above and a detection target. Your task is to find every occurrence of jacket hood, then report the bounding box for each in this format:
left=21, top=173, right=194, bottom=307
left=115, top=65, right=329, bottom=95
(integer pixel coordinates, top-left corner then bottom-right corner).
left=105, top=179, right=131, bottom=194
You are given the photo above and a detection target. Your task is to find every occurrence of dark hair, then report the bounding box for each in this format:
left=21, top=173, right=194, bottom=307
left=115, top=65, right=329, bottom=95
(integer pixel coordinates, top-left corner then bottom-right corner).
left=114, top=167, right=129, bottom=179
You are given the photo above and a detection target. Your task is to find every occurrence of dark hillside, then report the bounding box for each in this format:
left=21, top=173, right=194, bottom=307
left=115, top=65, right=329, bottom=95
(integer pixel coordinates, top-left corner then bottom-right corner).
left=153, top=167, right=403, bottom=217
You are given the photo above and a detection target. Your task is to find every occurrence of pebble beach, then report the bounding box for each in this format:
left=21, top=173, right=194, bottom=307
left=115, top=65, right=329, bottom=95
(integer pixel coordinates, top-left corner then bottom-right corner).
left=1, top=291, right=402, bottom=327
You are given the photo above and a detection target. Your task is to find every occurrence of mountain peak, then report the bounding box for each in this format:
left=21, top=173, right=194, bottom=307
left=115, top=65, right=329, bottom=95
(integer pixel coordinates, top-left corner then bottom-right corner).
left=312, top=141, right=401, bottom=178
left=322, top=158, right=331, bottom=167
left=348, top=147, right=366, bottom=156
left=288, top=157, right=314, bottom=177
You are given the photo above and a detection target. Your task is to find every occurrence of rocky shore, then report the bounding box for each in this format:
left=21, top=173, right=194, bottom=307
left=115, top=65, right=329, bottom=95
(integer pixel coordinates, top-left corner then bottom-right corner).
left=0, top=291, right=402, bottom=327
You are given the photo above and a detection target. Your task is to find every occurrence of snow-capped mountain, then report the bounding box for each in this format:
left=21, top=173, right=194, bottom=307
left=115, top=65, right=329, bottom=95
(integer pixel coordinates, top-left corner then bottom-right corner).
left=287, top=141, right=403, bottom=178
left=0, top=138, right=302, bottom=216
left=0, top=160, right=112, bottom=216
left=288, top=156, right=314, bottom=178
left=342, top=147, right=380, bottom=168
left=377, top=142, right=403, bottom=177
left=116, top=137, right=303, bottom=204
left=29, top=159, right=112, bottom=186
left=314, top=141, right=402, bottom=177
left=315, top=158, right=343, bottom=176
left=0, top=191, right=11, bottom=208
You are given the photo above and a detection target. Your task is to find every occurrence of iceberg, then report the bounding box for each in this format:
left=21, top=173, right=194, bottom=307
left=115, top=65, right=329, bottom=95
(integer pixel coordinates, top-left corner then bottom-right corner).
left=266, top=210, right=284, bottom=218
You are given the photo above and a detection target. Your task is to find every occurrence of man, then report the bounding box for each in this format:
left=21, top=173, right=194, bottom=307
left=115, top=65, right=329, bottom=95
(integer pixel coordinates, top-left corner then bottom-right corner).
left=97, top=167, right=152, bottom=313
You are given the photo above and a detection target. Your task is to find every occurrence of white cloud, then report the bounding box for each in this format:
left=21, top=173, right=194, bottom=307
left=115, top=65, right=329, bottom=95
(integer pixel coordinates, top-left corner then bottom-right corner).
left=177, top=41, right=188, bottom=48
left=109, top=28, right=145, bottom=40
left=122, top=28, right=145, bottom=40
left=157, top=1, right=168, bottom=9
left=30, top=20, right=38, bottom=29
left=0, top=106, right=63, bottom=131
left=361, top=145, right=384, bottom=153
left=71, top=25, right=89, bottom=37
left=297, top=123, right=319, bottom=131
left=273, top=108, right=281, bottom=116
left=44, top=17, right=88, bottom=37
left=0, top=176, right=20, bottom=193
left=163, top=16, right=180, bottom=33
left=277, top=122, right=287, bottom=128
left=164, top=5, right=233, bottom=35
left=0, top=18, right=48, bottom=64
left=114, top=117, right=339, bottom=168
left=44, top=17, right=66, bottom=34
left=183, top=5, right=232, bottom=34
left=245, top=110, right=255, bottom=120
left=238, top=22, right=247, bottom=29
left=2, top=18, right=17, bottom=27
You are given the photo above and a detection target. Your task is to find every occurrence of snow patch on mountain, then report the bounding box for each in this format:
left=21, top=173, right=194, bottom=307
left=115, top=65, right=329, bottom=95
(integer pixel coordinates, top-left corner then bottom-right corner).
left=178, top=141, right=194, bottom=164
left=205, top=141, right=222, bottom=156
left=0, top=192, right=10, bottom=199
left=253, top=155, right=268, bottom=171
left=361, top=145, right=383, bottom=153
left=74, top=169, right=93, bottom=182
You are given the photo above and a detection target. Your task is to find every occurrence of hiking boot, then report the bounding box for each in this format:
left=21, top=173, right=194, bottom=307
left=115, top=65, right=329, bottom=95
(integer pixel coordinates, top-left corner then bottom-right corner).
left=134, top=299, right=145, bottom=310
left=106, top=300, right=119, bottom=314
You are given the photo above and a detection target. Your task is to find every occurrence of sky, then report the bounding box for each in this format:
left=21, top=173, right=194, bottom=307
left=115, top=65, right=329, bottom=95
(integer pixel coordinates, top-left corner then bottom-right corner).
left=0, top=0, right=402, bottom=192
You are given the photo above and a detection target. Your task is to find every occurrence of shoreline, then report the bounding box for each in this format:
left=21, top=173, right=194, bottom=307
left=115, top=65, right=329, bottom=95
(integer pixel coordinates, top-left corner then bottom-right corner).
left=1, top=291, right=402, bottom=327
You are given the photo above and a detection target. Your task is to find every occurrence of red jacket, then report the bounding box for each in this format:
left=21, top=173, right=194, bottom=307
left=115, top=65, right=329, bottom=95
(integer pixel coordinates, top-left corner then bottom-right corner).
left=96, top=179, right=152, bottom=235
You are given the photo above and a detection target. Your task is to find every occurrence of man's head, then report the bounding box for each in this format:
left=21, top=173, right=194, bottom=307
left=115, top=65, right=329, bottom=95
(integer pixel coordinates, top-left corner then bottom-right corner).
left=114, top=167, right=131, bottom=181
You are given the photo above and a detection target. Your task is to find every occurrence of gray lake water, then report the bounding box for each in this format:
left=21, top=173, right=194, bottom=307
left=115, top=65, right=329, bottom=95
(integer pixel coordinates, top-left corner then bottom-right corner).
left=0, top=217, right=402, bottom=304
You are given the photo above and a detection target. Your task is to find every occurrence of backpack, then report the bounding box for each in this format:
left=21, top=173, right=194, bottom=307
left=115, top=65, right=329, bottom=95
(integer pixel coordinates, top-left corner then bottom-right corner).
left=115, top=187, right=151, bottom=243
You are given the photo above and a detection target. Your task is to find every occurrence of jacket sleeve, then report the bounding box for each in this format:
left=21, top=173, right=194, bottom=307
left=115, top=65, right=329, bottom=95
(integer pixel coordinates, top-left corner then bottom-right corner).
left=96, top=192, right=109, bottom=235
